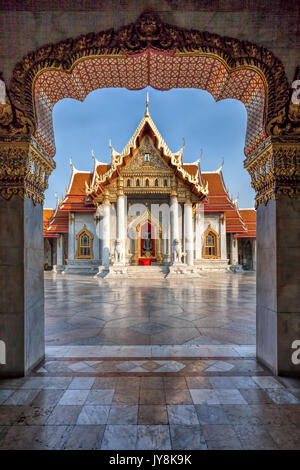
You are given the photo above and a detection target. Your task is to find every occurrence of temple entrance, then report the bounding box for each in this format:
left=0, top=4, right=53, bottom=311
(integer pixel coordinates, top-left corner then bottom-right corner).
left=130, top=210, right=163, bottom=266
left=0, top=10, right=299, bottom=379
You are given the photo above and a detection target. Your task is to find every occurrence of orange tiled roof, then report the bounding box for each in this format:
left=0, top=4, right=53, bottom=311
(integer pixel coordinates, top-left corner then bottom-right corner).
left=201, top=172, right=247, bottom=234
left=236, top=209, right=256, bottom=237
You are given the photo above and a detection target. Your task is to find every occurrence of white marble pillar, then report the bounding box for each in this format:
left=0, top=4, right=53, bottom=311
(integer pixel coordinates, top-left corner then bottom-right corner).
left=195, top=204, right=203, bottom=260
left=117, top=194, right=126, bottom=264
left=68, top=212, right=75, bottom=260
left=230, top=233, right=238, bottom=264
left=220, top=214, right=227, bottom=259
left=170, top=195, right=179, bottom=261
left=102, top=201, right=111, bottom=266
left=57, top=234, right=64, bottom=265
left=184, top=202, right=194, bottom=266
left=252, top=238, right=256, bottom=270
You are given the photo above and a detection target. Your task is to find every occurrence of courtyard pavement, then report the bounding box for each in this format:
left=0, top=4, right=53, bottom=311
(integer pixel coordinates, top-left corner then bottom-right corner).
left=0, top=271, right=299, bottom=450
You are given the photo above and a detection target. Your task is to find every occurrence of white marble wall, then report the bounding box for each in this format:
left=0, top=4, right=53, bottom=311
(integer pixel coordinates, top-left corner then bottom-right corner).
left=68, top=212, right=100, bottom=260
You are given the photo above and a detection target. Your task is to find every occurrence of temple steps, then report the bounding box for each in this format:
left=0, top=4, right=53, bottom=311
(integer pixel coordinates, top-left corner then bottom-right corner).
left=126, top=265, right=169, bottom=279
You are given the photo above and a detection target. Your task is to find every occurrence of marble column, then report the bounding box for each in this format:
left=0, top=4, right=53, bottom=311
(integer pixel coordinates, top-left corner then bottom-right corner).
left=184, top=201, right=194, bottom=266
left=0, top=197, right=44, bottom=377
left=256, top=195, right=300, bottom=376
left=252, top=238, right=256, bottom=270
left=230, top=233, right=238, bottom=264
left=195, top=204, right=203, bottom=260
left=102, top=200, right=111, bottom=266
left=219, top=214, right=227, bottom=259
left=117, top=194, right=126, bottom=264
left=68, top=212, right=75, bottom=260
left=56, top=234, right=64, bottom=266
left=170, top=195, right=179, bottom=261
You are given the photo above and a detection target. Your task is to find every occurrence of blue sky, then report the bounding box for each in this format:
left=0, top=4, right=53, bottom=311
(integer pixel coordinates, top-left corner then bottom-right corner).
left=44, top=87, right=255, bottom=209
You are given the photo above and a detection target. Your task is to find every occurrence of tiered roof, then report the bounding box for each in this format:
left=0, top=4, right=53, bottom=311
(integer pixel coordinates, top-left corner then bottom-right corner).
left=236, top=209, right=256, bottom=238
left=44, top=96, right=255, bottom=239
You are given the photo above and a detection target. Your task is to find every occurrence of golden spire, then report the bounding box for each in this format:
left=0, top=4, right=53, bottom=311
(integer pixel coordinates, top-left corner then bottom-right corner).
left=145, top=90, right=149, bottom=117
left=216, top=157, right=224, bottom=173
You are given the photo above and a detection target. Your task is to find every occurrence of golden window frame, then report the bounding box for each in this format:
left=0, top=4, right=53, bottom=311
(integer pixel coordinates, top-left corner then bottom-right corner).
left=202, top=225, right=220, bottom=259
left=75, top=225, right=94, bottom=259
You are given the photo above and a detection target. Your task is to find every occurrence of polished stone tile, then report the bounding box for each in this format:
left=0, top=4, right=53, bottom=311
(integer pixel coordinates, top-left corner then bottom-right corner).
left=252, top=376, right=284, bottom=389
left=4, top=389, right=40, bottom=405
left=138, top=405, right=168, bottom=425
left=264, top=389, right=300, bottom=404
left=167, top=405, right=199, bottom=425
left=113, top=390, right=140, bottom=405
left=136, top=425, right=171, bottom=450
left=46, top=405, right=83, bottom=425
left=85, top=389, right=115, bottom=405
left=101, top=425, right=137, bottom=450
left=31, top=390, right=64, bottom=408
left=165, top=389, right=192, bottom=405
left=239, top=389, right=274, bottom=404
left=58, top=389, right=90, bottom=406
left=108, top=406, right=138, bottom=425
left=189, top=389, right=220, bottom=405
left=0, top=390, right=14, bottom=404
left=68, top=377, right=95, bottom=390
left=186, top=377, right=212, bottom=389
left=195, top=405, right=231, bottom=425
left=76, top=405, right=110, bottom=425
left=139, top=389, right=166, bottom=405
left=63, top=425, right=105, bottom=450
left=215, top=389, right=247, bottom=405
left=234, top=424, right=278, bottom=450
left=170, top=425, right=207, bottom=450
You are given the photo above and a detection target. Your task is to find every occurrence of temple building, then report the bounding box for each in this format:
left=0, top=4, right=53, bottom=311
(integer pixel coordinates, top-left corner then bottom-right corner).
left=43, top=97, right=256, bottom=277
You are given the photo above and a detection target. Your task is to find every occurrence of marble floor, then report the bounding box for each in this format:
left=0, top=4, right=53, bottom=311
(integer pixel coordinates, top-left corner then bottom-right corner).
left=1, top=271, right=299, bottom=450
left=44, top=271, right=256, bottom=347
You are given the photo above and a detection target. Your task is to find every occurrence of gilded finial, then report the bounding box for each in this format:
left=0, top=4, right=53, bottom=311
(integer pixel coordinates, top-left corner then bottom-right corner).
left=216, top=157, right=224, bottom=173
left=69, top=158, right=73, bottom=168
left=91, top=149, right=95, bottom=160
left=145, top=90, right=149, bottom=117
left=200, top=148, right=203, bottom=159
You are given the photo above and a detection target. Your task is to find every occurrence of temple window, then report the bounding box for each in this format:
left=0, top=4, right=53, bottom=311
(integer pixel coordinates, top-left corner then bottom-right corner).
left=75, top=226, right=94, bottom=259
left=127, top=179, right=131, bottom=187
left=202, top=226, right=220, bottom=259
left=136, top=179, right=140, bottom=187
left=144, top=153, right=151, bottom=163
left=164, top=179, right=168, bottom=187
left=145, top=179, right=149, bottom=187
left=155, top=179, right=158, bottom=187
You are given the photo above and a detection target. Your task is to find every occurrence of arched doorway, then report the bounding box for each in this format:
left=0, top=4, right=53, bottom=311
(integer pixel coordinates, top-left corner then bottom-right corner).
left=0, top=11, right=299, bottom=377
left=129, top=209, right=163, bottom=266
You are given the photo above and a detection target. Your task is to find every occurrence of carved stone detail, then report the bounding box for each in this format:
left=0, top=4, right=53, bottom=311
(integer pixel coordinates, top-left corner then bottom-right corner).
left=245, top=139, right=300, bottom=207
left=0, top=139, right=55, bottom=204
left=3, top=11, right=290, bottom=139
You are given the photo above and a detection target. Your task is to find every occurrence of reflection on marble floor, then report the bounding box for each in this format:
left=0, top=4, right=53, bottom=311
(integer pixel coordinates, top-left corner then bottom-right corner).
left=45, top=272, right=256, bottom=347
left=1, top=273, right=300, bottom=450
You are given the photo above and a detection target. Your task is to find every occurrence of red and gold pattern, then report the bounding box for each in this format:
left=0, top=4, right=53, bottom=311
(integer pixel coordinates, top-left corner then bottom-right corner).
left=33, top=49, right=267, bottom=158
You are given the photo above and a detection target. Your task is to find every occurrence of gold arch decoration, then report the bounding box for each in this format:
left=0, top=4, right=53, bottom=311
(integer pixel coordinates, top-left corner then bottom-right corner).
left=128, top=208, right=163, bottom=266
left=202, top=225, right=220, bottom=259
left=1, top=11, right=291, bottom=156
left=75, top=225, right=94, bottom=259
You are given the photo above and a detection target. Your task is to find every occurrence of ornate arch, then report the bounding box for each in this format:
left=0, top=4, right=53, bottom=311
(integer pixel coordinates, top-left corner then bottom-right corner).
left=128, top=208, right=163, bottom=265
left=75, top=225, right=94, bottom=259
left=1, top=11, right=291, bottom=159
left=202, top=224, right=220, bottom=259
